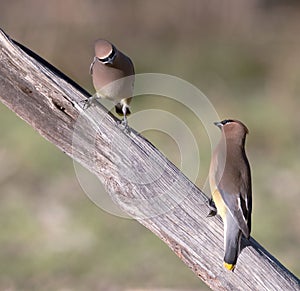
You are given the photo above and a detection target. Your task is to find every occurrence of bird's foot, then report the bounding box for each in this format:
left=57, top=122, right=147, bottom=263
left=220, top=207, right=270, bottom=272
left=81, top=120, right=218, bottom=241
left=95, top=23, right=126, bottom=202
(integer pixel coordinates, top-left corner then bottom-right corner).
left=80, top=95, right=97, bottom=110
left=207, top=198, right=217, bottom=217
left=118, top=118, right=131, bottom=133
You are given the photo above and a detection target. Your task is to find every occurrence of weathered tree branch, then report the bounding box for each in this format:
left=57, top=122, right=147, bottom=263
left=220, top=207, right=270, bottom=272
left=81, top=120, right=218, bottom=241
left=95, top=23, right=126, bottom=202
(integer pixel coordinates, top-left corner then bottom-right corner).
left=0, top=29, right=299, bottom=291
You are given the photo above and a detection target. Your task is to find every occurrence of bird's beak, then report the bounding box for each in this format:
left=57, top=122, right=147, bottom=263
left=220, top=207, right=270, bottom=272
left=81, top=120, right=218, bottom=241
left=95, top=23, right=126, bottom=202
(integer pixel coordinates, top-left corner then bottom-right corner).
left=214, top=121, right=223, bottom=129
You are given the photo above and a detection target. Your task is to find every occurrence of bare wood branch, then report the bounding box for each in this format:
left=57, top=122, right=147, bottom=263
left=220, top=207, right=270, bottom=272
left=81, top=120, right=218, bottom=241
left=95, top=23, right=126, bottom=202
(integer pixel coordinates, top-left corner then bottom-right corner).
left=0, top=29, right=299, bottom=291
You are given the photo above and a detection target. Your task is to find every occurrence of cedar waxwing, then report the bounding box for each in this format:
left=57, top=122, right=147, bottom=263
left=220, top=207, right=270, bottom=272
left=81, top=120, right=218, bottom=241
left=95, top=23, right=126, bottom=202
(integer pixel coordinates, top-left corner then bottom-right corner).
left=209, top=119, right=252, bottom=271
left=83, top=39, right=135, bottom=127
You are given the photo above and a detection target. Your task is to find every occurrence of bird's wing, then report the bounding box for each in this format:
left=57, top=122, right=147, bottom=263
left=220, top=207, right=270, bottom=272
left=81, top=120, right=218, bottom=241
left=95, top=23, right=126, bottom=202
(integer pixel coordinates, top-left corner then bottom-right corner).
left=240, top=158, right=252, bottom=233
left=218, top=187, right=250, bottom=238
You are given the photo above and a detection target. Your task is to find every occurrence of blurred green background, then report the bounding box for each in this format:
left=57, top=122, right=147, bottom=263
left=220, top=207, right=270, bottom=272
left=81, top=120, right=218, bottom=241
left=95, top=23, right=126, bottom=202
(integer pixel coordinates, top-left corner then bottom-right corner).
left=1, top=1, right=300, bottom=290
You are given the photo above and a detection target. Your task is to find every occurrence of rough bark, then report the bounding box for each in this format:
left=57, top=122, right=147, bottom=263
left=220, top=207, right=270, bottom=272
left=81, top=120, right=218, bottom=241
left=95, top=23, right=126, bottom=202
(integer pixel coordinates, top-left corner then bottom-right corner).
left=0, top=29, right=299, bottom=291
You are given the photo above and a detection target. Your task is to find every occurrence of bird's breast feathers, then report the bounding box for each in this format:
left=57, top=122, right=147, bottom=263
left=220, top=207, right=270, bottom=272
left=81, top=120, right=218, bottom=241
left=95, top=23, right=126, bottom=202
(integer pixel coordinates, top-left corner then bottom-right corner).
left=95, top=76, right=134, bottom=102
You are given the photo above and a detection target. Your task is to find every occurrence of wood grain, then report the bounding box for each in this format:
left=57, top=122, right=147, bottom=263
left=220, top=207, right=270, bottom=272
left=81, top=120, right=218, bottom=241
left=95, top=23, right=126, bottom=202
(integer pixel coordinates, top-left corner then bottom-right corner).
left=0, top=29, right=299, bottom=291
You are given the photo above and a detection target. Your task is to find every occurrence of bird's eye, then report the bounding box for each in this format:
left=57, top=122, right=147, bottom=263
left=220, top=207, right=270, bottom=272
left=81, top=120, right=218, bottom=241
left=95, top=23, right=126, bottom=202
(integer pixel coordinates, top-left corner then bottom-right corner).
left=222, top=119, right=234, bottom=125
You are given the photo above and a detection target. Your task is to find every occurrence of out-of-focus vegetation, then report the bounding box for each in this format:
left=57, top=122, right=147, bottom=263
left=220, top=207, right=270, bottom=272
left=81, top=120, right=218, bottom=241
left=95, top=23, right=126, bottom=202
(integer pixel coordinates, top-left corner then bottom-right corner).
left=1, top=1, right=300, bottom=290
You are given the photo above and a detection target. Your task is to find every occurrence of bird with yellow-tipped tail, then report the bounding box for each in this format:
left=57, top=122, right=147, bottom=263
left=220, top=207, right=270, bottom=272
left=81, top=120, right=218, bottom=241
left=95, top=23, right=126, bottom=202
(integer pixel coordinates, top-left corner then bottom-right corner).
left=209, top=119, right=252, bottom=271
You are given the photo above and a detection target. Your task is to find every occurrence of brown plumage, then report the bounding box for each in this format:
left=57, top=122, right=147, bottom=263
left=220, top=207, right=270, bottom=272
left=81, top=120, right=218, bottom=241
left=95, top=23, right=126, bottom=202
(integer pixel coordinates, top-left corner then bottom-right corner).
left=209, top=119, right=252, bottom=271
left=84, top=39, right=135, bottom=126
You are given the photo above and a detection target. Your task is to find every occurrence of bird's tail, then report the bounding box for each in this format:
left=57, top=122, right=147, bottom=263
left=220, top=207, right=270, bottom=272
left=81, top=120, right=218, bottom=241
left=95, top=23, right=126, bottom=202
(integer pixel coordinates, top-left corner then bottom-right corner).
left=223, top=213, right=242, bottom=271
left=115, top=103, right=131, bottom=116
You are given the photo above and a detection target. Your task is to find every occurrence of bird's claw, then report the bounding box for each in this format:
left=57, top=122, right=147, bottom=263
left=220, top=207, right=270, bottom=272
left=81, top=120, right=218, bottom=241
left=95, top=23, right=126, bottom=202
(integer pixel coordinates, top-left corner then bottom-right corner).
left=118, top=118, right=131, bottom=133
left=80, top=98, right=92, bottom=110
left=80, top=96, right=97, bottom=110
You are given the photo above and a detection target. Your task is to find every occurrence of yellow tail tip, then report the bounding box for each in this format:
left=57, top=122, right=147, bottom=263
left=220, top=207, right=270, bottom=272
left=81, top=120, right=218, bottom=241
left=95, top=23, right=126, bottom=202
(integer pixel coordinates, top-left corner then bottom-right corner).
left=224, top=262, right=235, bottom=271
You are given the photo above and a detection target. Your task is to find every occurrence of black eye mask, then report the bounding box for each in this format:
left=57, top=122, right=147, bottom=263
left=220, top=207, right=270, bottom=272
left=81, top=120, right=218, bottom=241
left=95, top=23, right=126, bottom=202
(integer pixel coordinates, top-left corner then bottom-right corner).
left=98, top=46, right=117, bottom=64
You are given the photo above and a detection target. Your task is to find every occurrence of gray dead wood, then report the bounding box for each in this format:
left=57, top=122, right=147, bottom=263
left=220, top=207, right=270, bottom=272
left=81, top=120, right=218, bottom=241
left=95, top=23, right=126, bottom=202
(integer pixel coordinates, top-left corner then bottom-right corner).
left=0, top=29, right=299, bottom=291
